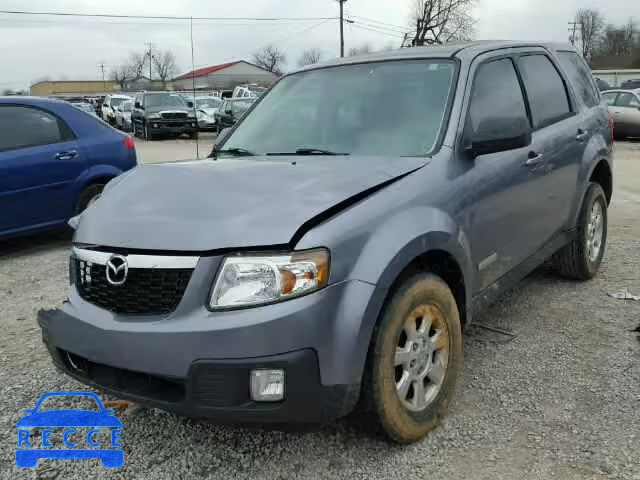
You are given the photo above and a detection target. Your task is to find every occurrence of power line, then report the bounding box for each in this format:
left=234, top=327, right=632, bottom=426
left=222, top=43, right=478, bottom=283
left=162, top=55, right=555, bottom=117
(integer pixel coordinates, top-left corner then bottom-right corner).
left=347, top=15, right=407, bottom=31
left=347, top=18, right=408, bottom=34
left=0, top=18, right=330, bottom=27
left=0, top=10, right=337, bottom=21
left=349, top=23, right=406, bottom=39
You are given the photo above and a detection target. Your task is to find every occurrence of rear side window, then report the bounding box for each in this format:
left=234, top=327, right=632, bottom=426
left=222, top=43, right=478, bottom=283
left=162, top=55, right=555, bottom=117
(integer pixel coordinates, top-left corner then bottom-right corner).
left=601, top=92, right=618, bottom=106
left=556, top=51, right=600, bottom=108
left=0, top=106, right=73, bottom=152
left=467, top=58, right=529, bottom=136
left=518, top=54, right=571, bottom=129
left=615, top=93, right=640, bottom=108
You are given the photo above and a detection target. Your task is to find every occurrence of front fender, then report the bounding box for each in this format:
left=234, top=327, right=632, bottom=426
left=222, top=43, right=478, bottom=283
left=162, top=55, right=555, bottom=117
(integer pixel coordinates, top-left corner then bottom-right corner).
left=298, top=200, right=473, bottom=384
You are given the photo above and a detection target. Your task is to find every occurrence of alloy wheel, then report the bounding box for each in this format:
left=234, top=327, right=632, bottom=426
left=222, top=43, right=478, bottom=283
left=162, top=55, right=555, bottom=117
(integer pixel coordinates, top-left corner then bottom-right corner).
left=394, top=304, right=450, bottom=412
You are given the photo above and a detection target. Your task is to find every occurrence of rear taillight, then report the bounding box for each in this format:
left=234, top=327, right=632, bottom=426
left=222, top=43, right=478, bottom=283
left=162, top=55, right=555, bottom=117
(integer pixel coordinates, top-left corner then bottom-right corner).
left=124, top=136, right=135, bottom=150
left=609, top=116, right=615, bottom=143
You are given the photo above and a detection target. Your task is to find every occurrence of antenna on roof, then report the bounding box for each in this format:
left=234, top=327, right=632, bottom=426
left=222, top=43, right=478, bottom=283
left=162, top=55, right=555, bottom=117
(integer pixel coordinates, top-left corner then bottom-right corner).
left=190, top=16, right=199, bottom=159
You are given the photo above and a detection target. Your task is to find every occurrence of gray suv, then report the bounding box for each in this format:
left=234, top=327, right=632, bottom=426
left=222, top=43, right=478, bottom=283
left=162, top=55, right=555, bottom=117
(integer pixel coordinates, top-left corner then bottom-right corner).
left=131, top=92, right=197, bottom=140
left=38, top=41, right=613, bottom=443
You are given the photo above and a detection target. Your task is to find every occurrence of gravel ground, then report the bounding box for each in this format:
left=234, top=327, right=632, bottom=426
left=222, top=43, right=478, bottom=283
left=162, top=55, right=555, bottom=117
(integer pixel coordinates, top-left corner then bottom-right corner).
left=0, top=142, right=638, bottom=479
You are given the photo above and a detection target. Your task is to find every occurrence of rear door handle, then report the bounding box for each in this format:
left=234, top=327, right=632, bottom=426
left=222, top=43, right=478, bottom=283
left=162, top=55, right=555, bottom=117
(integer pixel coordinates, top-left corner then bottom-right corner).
left=55, top=150, right=78, bottom=160
left=576, top=129, right=589, bottom=142
left=525, top=151, right=544, bottom=166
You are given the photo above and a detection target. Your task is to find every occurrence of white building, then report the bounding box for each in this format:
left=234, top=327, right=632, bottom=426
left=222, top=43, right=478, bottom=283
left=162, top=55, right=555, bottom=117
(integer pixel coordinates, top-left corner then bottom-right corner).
left=172, top=61, right=280, bottom=91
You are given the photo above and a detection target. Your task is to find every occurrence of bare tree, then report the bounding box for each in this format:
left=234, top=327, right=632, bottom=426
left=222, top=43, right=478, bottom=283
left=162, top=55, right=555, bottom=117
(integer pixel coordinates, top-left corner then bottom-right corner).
left=348, top=44, right=371, bottom=57
left=297, top=48, right=323, bottom=67
left=411, top=0, right=476, bottom=46
left=575, top=9, right=605, bottom=60
left=252, top=45, right=286, bottom=74
left=111, top=64, right=130, bottom=89
left=128, top=52, right=147, bottom=79
left=152, top=49, right=178, bottom=85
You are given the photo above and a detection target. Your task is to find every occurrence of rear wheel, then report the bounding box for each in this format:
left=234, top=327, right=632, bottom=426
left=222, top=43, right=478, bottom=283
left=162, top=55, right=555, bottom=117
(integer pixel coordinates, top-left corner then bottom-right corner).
left=75, top=183, right=105, bottom=214
left=360, top=273, right=462, bottom=443
left=551, top=182, right=607, bottom=280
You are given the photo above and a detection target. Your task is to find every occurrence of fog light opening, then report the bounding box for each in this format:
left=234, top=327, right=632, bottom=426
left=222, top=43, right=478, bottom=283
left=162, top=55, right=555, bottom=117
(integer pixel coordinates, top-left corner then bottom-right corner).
left=250, top=369, right=285, bottom=402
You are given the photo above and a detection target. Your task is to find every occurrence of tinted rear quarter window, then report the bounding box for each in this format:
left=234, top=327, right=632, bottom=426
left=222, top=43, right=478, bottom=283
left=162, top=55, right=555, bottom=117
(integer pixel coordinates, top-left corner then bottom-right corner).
left=518, top=54, right=571, bottom=129
left=467, top=58, right=529, bottom=136
left=0, top=106, right=71, bottom=151
left=556, top=51, right=600, bottom=108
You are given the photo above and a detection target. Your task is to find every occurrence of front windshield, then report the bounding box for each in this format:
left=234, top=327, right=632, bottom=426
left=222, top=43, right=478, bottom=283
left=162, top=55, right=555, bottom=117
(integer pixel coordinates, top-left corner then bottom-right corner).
left=110, top=97, right=128, bottom=108
left=222, top=59, right=456, bottom=157
left=144, top=93, right=187, bottom=108
left=196, top=98, right=222, bottom=109
left=231, top=100, right=254, bottom=115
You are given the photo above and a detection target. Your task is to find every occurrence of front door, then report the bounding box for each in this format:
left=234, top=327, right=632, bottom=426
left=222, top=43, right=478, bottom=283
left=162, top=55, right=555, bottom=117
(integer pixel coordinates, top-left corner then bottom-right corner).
left=459, top=56, right=546, bottom=290
left=0, top=105, right=86, bottom=233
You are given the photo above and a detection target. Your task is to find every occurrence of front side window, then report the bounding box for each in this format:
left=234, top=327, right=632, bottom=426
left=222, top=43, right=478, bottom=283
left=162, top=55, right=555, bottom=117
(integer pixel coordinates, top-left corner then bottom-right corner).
left=0, top=106, right=72, bottom=151
left=615, top=93, right=640, bottom=108
left=518, top=54, right=571, bottom=129
left=557, top=51, right=599, bottom=108
left=467, top=58, right=529, bottom=138
left=222, top=59, right=456, bottom=157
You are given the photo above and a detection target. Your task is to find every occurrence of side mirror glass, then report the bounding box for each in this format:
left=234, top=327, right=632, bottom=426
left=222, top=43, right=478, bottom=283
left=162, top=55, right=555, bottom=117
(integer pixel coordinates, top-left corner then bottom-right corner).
left=187, top=101, right=194, bottom=108
left=467, top=117, right=531, bottom=158
left=225, top=109, right=233, bottom=115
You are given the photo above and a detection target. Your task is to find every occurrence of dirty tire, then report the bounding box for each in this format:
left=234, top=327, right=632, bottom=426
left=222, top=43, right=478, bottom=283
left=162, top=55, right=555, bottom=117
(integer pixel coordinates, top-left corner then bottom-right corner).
left=75, top=183, right=105, bottom=215
left=360, top=273, right=462, bottom=444
left=551, top=182, right=607, bottom=280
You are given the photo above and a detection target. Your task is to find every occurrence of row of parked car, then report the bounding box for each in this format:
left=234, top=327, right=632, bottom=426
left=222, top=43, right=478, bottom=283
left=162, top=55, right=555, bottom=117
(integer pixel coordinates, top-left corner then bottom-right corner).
left=91, top=86, right=261, bottom=140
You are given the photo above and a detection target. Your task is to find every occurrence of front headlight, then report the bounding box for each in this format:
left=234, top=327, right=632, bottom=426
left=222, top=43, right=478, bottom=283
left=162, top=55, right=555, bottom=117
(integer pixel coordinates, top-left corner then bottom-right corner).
left=210, top=249, right=329, bottom=309
left=148, top=113, right=161, bottom=119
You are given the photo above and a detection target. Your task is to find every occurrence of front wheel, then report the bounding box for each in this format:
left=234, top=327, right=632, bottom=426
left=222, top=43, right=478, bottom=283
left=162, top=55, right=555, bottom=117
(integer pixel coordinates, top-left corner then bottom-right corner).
left=359, top=273, right=462, bottom=443
left=144, top=122, right=153, bottom=141
left=75, top=183, right=105, bottom=214
left=550, top=182, right=607, bottom=280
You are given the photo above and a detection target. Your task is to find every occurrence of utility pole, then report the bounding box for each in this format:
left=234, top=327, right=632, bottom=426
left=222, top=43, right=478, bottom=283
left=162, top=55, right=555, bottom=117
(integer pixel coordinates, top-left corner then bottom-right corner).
left=99, top=63, right=106, bottom=91
left=338, top=0, right=347, bottom=57
left=145, top=42, right=155, bottom=81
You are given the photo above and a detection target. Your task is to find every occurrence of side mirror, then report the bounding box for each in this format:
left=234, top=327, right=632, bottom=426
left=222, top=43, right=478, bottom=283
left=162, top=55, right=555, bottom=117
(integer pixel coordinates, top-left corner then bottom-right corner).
left=225, top=109, right=233, bottom=115
left=467, top=117, right=531, bottom=158
left=135, top=102, right=142, bottom=109
left=187, top=101, right=194, bottom=108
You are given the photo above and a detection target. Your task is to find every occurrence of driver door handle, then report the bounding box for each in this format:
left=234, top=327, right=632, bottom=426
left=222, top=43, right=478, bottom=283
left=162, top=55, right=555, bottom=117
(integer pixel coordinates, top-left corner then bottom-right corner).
left=55, top=150, right=78, bottom=161
left=525, top=151, right=544, bottom=166
left=576, top=129, right=589, bottom=142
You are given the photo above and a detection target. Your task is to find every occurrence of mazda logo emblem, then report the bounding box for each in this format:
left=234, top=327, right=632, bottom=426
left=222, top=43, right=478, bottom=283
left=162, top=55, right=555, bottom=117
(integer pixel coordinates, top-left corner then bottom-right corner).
left=105, top=254, right=128, bottom=286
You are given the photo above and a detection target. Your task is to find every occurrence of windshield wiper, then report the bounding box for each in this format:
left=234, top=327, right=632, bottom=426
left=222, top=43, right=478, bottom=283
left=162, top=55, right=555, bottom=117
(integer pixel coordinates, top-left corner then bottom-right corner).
left=214, top=147, right=256, bottom=157
left=266, top=148, right=350, bottom=156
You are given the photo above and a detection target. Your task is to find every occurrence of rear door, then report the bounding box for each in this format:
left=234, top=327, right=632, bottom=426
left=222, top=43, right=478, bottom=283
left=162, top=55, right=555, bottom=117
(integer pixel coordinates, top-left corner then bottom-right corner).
left=611, top=92, right=640, bottom=137
left=0, top=105, right=87, bottom=232
left=514, top=52, right=581, bottom=242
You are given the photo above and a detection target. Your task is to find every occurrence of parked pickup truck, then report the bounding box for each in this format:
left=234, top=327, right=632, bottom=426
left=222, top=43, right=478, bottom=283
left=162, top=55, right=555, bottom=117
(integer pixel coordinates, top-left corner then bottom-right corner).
left=39, top=41, right=613, bottom=444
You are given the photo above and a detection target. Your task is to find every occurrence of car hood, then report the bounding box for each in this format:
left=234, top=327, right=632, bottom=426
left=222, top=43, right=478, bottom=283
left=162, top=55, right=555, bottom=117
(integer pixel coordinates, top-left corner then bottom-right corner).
left=146, top=106, right=191, bottom=114
left=16, top=410, right=122, bottom=428
left=199, top=108, right=218, bottom=116
left=75, top=156, right=427, bottom=251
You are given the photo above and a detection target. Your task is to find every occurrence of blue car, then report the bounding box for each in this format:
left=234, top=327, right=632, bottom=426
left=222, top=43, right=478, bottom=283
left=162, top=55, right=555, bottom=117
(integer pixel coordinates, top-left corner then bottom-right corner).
left=0, top=97, right=137, bottom=239
left=16, top=391, right=123, bottom=468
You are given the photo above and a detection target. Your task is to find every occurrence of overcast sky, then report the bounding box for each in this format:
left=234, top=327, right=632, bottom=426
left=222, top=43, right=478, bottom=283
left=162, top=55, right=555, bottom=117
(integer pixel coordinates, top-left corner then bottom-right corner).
left=0, top=0, right=634, bottom=91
